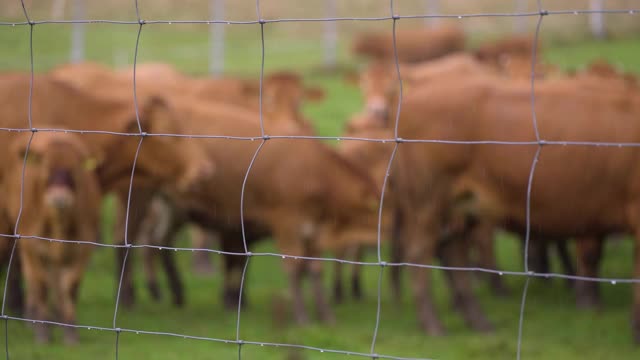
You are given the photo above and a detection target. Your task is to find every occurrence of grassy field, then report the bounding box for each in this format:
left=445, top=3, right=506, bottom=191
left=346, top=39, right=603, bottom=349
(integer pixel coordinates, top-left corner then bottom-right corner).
left=1, top=21, right=640, bottom=360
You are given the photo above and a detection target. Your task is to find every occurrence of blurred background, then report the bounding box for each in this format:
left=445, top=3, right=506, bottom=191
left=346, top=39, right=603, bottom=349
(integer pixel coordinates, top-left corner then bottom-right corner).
left=1, top=1, right=640, bottom=359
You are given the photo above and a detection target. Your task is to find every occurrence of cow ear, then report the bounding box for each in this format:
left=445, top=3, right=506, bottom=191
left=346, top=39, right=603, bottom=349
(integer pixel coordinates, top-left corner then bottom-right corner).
left=82, top=147, right=104, bottom=173
left=304, top=87, right=325, bottom=102
left=137, top=96, right=176, bottom=134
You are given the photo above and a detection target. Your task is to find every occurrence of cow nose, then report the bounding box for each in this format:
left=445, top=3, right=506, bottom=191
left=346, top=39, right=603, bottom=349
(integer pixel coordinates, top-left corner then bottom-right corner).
left=366, top=98, right=389, bottom=125
left=45, top=187, right=74, bottom=211
left=51, top=196, right=69, bottom=210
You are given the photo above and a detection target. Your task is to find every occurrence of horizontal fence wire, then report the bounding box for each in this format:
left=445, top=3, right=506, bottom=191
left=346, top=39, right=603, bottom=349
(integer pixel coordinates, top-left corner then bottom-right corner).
left=0, top=0, right=638, bottom=359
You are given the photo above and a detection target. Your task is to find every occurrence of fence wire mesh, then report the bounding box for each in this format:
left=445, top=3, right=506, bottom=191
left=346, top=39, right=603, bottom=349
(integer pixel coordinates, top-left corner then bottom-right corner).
left=0, top=0, right=639, bottom=359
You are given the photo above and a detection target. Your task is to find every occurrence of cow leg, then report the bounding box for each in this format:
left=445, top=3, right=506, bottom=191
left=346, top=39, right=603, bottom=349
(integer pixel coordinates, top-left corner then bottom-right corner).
left=220, top=234, right=249, bottom=310
left=309, top=259, right=335, bottom=324
left=222, top=255, right=247, bottom=310
left=555, top=240, right=576, bottom=289
left=143, top=248, right=162, bottom=302
left=116, top=245, right=135, bottom=308
left=526, top=238, right=550, bottom=274
left=21, top=253, right=50, bottom=344
left=440, top=236, right=494, bottom=333
left=284, top=258, right=309, bottom=325
left=191, top=226, right=215, bottom=276
left=332, top=248, right=345, bottom=304
left=405, top=220, right=445, bottom=336
left=59, top=258, right=89, bottom=346
left=350, top=245, right=365, bottom=300
left=6, top=252, right=25, bottom=316
left=113, top=197, right=135, bottom=308
left=389, top=208, right=404, bottom=304
left=115, top=189, right=154, bottom=309
left=160, top=246, right=185, bottom=307
left=575, top=236, right=603, bottom=309
left=473, top=222, right=509, bottom=297
left=155, top=215, right=185, bottom=307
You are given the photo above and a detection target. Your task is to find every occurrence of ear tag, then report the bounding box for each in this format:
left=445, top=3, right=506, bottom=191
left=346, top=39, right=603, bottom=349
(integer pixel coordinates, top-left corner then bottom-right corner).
left=84, top=157, right=98, bottom=172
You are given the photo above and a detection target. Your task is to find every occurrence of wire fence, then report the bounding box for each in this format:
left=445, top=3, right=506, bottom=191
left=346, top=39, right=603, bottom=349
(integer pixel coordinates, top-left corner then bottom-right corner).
left=0, top=0, right=639, bottom=359
left=17, top=0, right=633, bottom=74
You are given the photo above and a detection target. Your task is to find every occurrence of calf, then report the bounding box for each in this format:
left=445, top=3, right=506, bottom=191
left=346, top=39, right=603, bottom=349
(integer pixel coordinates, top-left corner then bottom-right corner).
left=157, top=95, right=384, bottom=325
left=0, top=73, right=214, bottom=312
left=129, top=70, right=325, bottom=308
left=3, top=131, right=101, bottom=344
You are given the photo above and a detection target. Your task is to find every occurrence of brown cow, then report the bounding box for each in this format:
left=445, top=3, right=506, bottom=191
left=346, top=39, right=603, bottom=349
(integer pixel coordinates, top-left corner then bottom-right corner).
left=123, top=69, right=325, bottom=307
left=390, top=73, right=640, bottom=340
left=333, top=114, right=396, bottom=302
left=351, top=24, right=466, bottom=64
left=2, top=130, right=101, bottom=344
left=152, top=95, right=384, bottom=325
left=0, top=72, right=214, bottom=312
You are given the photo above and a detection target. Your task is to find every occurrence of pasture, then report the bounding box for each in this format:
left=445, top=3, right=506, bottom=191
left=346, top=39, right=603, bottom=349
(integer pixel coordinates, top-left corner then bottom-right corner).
left=1, top=19, right=640, bottom=360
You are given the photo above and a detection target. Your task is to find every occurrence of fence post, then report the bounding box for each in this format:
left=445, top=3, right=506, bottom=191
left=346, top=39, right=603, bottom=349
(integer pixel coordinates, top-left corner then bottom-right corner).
left=324, top=0, right=338, bottom=69
left=589, top=0, right=606, bottom=39
left=209, top=0, right=225, bottom=76
left=424, top=0, right=440, bottom=28
left=513, top=0, right=528, bottom=33
left=70, top=0, right=85, bottom=63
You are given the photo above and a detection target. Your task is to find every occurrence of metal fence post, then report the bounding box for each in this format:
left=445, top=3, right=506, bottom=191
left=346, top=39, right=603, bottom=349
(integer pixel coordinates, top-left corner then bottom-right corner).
left=589, top=0, right=606, bottom=39
left=513, top=0, right=528, bottom=33
left=424, top=0, right=440, bottom=27
left=324, top=0, right=338, bottom=69
left=70, top=0, right=85, bottom=63
left=209, top=0, right=225, bottom=76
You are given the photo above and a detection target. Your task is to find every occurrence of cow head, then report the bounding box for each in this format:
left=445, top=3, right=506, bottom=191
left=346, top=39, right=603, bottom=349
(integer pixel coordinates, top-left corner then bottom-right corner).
left=97, top=95, right=215, bottom=194
left=255, top=71, right=324, bottom=132
left=7, top=131, right=101, bottom=239
left=345, top=61, right=399, bottom=126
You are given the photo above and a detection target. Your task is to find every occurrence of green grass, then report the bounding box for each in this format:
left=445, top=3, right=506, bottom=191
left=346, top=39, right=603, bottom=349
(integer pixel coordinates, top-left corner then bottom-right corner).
left=1, top=23, right=640, bottom=359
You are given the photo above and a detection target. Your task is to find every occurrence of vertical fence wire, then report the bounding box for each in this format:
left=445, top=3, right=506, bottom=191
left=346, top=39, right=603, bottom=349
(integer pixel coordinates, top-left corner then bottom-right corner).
left=0, top=2, right=639, bottom=360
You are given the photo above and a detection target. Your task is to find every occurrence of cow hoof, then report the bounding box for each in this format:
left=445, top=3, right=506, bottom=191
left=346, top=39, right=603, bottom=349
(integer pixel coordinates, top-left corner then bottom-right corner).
left=490, top=278, right=511, bottom=298
left=319, top=311, right=336, bottom=326
left=223, top=289, right=248, bottom=310
left=351, top=277, right=363, bottom=301
left=576, top=295, right=601, bottom=310
left=63, top=328, right=79, bottom=346
left=471, top=317, right=495, bottom=334
left=120, top=288, right=135, bottom=309
left=425, top=324, right=447, bottom=337
left=148, top=283, right=162, bottom=302
left=172, top=291, right=186, bottom=308
left=294, top=314, right=309, bottom=327
left=575, top=283, right=601, bottom=310
left=34, top=324, right=51, bottom=344
left=333, top=284, right=344, bottom=304
left=193, top=260, right=215, bottom=276
left=565, top=278, right=576, bottom=290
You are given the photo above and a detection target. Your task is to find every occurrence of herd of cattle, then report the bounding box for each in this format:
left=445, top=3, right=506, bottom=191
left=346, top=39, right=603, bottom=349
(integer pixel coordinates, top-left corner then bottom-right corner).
left=0, top=24, right=639, bottom=346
